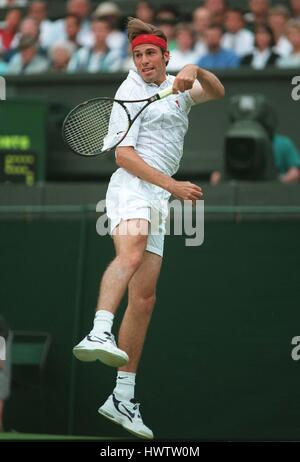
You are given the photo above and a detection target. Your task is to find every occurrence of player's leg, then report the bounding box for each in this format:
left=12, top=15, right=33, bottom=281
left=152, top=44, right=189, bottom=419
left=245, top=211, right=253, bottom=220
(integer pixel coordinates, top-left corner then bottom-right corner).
left=118, top=250, right=162, bottom=373
left=96, top=218, right=149, bottom=314
left=98, top=249, right=163, bottom=440
left=73, top=219, right=149, bottom=367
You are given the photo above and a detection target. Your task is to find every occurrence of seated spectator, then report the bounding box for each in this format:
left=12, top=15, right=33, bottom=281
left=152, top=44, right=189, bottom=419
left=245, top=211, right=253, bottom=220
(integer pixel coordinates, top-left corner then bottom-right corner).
left=203, top=0, right=227, bottom=27
left=5, top=16, right=44, bottom=61
left=289, top=0, right=300, bottom=19
left=196, top=25, right=240, bottom=69
left=245, top=0, right=270, bottom=30
left=241, top=24, right=280, bottom=68
left=168, top=23, right=198, bottom=72
left=68, top=18, right=122, bottom=73
left=28, top=1, right=54, bottom=50
left=0, top=0, right=27, bottom=6
left=192, top=7, right=211, bottom=58
left=222, top=8, right=254, bottom=57
left=49, top=41, right=75, bottom=72
left=52, top=0, right=93, bottom=48
left=277, top=18, right=300, bottom=68
left=64, top=14, right=82, bottom=49
left=268, top=5, right=292, bottom=57
left=6, top=34, right=49, bottom=74
left=155, top=4, right=179, bottom=51
left=0, top=8, right=22, bottom=55
left=135, top=1, right=156, bottom=24
left=92, top=2, right=127, bottom=55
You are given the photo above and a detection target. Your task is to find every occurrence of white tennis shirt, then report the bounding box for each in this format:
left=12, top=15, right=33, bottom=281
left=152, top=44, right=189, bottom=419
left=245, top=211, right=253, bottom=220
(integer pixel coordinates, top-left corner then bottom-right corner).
left=105, top=69, right=197, bottom=220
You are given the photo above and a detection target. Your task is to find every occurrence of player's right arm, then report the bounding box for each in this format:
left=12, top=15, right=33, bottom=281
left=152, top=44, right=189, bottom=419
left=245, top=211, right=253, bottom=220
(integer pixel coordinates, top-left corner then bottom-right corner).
left=116, top=146, right=203, bottom=201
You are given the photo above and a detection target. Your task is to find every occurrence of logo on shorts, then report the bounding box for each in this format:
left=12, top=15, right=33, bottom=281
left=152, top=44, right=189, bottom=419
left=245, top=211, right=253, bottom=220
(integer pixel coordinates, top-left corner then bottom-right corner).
left=0, top=336, right=6, bottom=360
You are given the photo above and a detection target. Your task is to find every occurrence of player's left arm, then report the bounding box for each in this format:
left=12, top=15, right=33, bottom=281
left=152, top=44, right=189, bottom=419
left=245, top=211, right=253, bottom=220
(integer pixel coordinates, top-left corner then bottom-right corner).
left=173, top=64, right=225, bottom=104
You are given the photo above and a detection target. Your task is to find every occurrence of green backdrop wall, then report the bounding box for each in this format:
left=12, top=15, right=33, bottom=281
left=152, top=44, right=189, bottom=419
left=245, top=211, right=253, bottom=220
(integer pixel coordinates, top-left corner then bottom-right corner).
left=1, top=207, right=300, bottom=440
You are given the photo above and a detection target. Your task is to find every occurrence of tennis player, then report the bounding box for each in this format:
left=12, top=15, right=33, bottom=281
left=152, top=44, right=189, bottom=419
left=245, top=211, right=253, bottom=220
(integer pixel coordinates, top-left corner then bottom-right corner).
left=73, top=17, right=225, bottom=439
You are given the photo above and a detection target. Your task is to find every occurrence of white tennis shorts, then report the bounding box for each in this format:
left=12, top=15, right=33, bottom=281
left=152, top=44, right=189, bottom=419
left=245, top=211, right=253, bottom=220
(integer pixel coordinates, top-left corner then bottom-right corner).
left=106, top=168, right=170, bottom=257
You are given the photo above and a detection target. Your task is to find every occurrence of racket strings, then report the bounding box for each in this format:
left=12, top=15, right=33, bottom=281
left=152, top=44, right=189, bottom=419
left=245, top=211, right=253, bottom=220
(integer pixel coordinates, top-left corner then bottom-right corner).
left=63, top=99, right=122, bottom=155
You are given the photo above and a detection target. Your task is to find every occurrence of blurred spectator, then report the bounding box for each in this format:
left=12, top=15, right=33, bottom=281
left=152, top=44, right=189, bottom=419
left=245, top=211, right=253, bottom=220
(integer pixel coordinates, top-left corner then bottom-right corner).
left=4, top=16, right=42, bottom=61
left=196, top=25, right=240, bottom=69
left=273, top=134, right=300, bottom=183
left=49, top=41, right=75, bottom=72
left=52, top=0, right=93, bottom=48
left=0, top=315, right=12, bottom=433
left=64, top=14, right=81, bottom=49
left=277, top=18, right=300, bottom=67
left=241, top=24, right=280, bottom=68
left=289, top=0, right=300, bottom=19
left=203, top=0, right=227, bottom=27
left=0, top=0, right=27, bottom=6
left=192, top=7, right=211, bottom=58
left=245, top=0, right=270, bottom=30
left=222, top=8, right=254, bottom=57
left=122, top=42, right=134, bottom=72
left=135, top=1, right=156, bottom=24
left=156, top=4, right=179, bottom=51
left=92, top=2, right=126, bottom=54
left=268, top=5, right=292, bottom=57
left=168, top=23, right=198, bottom=71
left=0, top=8, right=22, bottom=55
left=68, top=18, right=122, bottom=73
left=7, top=34, right=49, bottom=74
left=28, top=1, right=53, bottom=50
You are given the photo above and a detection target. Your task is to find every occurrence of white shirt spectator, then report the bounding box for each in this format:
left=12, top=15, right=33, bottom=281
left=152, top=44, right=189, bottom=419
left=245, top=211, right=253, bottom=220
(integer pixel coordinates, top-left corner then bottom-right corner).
left=273, top=35, right=293, bottom=57
left=167, top=49, right=199, bottom=71
left=194, top=40, right=208, bottom=59
left=277, top=52, right=300, bottom=67
left=251, top=49, right=273, bottom=69
left=67, top=46, right=122, bottom=73
left=222, top=29, right=254, bottom=57
left=51, top=18, right=93, bottom=48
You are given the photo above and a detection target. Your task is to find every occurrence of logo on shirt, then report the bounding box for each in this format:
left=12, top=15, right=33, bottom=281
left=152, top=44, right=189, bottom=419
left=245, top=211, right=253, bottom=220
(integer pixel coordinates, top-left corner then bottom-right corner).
left=175, top=100, right=180, bottom=108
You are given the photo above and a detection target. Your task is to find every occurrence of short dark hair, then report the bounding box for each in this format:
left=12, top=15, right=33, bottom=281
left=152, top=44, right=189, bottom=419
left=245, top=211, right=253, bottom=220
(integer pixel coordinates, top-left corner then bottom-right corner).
left=254, top=23, right=276, bottom=47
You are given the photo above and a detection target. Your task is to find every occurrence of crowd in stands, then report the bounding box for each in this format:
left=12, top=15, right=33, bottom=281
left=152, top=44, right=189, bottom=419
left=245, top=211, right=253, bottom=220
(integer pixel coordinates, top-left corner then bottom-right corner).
left=0, top=0, right=300, bottom=75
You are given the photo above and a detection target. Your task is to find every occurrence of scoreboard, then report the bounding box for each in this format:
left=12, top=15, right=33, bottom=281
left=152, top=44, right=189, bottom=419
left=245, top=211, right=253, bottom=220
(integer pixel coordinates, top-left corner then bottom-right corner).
left=0, top=100, right=47, bottom=185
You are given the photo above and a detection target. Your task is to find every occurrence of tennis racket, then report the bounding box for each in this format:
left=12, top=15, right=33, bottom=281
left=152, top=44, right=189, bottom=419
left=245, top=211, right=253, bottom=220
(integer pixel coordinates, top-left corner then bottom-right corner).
left=62, top=86, right=173, bottom=157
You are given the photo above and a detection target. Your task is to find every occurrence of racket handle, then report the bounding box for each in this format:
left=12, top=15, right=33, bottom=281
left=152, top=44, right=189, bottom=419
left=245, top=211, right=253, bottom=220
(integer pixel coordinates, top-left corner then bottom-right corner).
left=157, top=87, right=173, bottom=100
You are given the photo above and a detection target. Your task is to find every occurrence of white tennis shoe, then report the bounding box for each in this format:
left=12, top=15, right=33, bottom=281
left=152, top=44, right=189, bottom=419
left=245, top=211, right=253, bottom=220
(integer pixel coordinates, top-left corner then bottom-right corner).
left=72, top=332, right=129, bottom=367
left=98, top=393, right=154, bottom=440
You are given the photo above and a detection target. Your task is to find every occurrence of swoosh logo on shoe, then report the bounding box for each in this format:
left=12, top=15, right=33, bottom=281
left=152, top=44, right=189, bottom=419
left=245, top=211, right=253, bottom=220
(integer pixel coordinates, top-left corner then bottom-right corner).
left=112, top=394, right=134, bottom=422
left=87, top=335, right=106, bottom=344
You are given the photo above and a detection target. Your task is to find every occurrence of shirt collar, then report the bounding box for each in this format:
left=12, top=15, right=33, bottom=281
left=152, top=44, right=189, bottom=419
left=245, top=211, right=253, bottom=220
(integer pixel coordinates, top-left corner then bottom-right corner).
left=128, top=69, right=171, bottom=90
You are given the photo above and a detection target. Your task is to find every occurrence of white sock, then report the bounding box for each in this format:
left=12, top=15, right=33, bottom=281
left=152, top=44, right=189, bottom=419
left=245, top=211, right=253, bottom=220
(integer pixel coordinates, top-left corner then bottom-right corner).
left=113, top=371, right=136, bottom=401
left=91, top=310, right=114, bottom=335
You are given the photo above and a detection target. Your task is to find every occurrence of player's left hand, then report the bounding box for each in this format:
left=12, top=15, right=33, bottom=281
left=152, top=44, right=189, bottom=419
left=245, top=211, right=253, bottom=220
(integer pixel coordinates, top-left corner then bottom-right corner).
left=173, top=65, right=198, bottom=93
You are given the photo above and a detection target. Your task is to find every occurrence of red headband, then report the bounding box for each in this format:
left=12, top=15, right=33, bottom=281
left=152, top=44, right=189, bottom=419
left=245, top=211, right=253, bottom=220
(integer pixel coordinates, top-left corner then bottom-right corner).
left=131, top=34, right=167, bottom=51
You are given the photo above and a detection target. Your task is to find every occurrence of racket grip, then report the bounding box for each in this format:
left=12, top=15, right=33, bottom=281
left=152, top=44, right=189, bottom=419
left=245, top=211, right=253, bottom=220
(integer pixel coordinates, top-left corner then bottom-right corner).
left=157, top=87, right=173, bottom=100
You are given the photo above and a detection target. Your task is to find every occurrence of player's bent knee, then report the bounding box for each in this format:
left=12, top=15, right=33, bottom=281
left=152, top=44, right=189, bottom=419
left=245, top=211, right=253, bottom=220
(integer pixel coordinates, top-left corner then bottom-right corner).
left=134, top=294, right=156, bottom=315
left=125, top=251, right=144, bottom=272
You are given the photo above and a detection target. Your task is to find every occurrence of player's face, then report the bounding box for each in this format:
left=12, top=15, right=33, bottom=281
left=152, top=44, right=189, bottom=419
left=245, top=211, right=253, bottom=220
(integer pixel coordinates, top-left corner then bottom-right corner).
left=133, top=44, right=169, bottom=85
